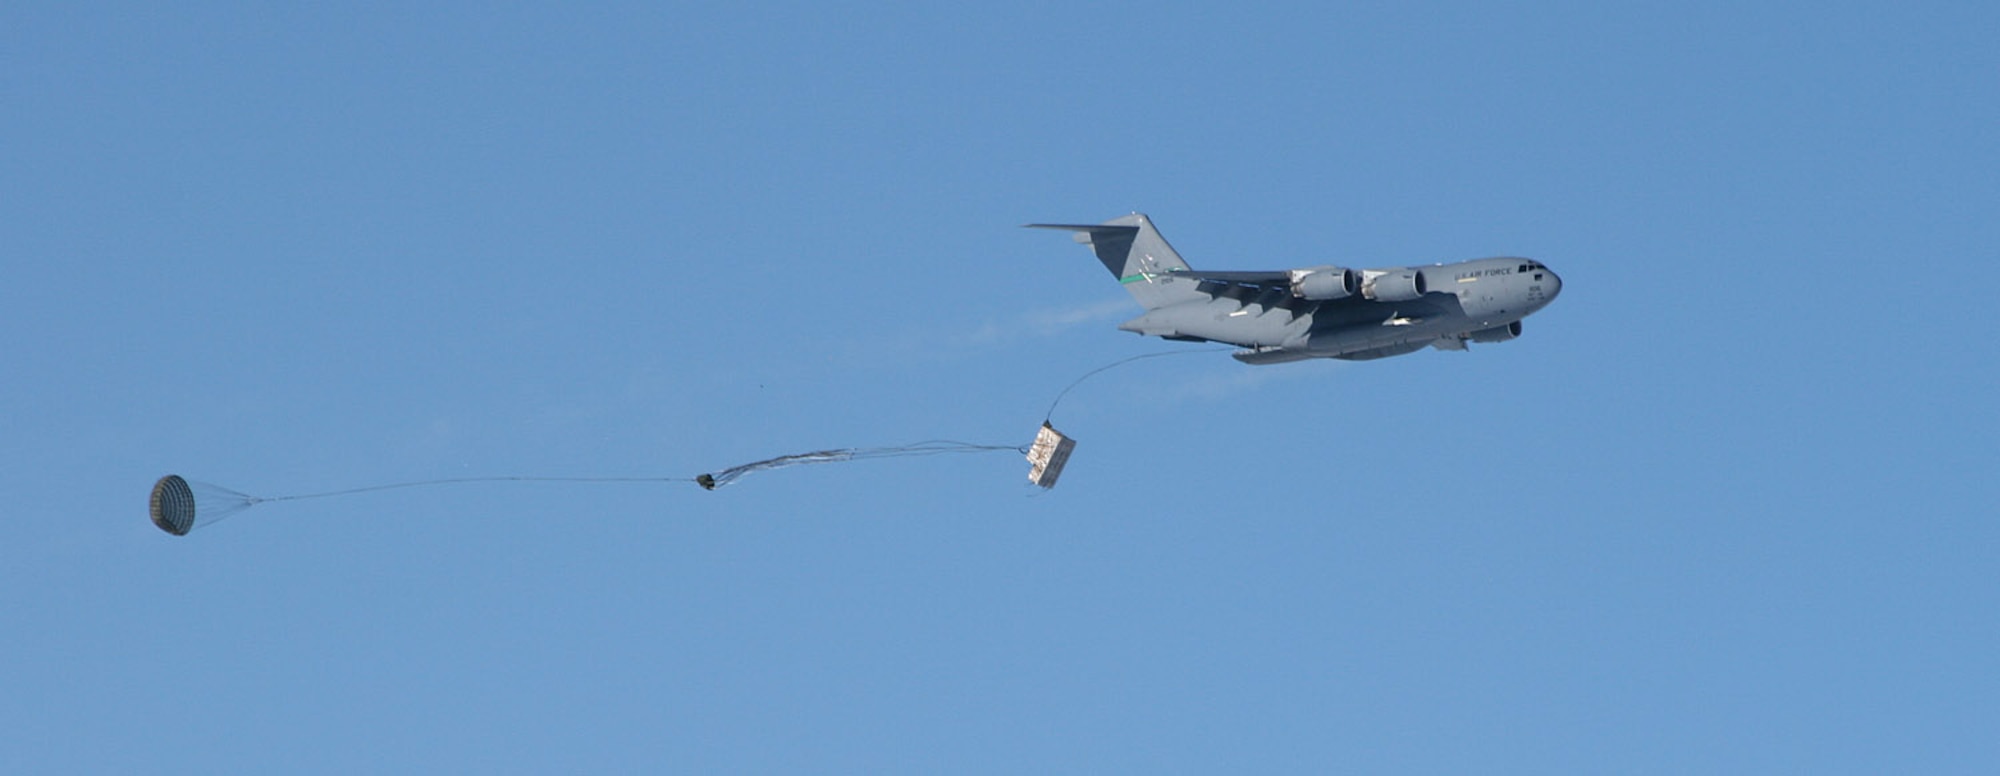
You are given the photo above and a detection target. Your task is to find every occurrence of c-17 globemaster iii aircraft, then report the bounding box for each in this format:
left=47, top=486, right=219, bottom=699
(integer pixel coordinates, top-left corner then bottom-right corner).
left=1029, top=213, right=1562, bottom=364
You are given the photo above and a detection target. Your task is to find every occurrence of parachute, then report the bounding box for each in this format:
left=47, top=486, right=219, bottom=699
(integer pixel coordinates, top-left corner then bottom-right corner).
left=145, top=474, right=691, bottom=536
left=149, top=475, right=263, bottom=536
left=149, top=475, right=196, bottom=536
left=146, top=440, right=1040, bottom=536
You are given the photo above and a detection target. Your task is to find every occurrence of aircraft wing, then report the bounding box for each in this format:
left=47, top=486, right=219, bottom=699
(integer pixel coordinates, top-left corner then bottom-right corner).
left=1165, top=270, right=1291, bottom=287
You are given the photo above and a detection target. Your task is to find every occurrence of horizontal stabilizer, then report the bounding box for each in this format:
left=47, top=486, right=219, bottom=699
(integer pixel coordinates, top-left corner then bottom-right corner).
left=1024, top=223, right=1140, bottom=246
left=1024, top=223, right=1140, bottom=234
left=1026, top=223, right=1142, bottom=277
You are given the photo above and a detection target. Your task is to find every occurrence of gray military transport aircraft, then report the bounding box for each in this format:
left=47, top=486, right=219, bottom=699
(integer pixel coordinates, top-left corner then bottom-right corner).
left=1030, top=213, right=1561, bottom=364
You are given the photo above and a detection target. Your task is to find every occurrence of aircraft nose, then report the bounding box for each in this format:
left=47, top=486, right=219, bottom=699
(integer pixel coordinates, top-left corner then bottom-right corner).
left=1542, top=268, right=1562, bottom=301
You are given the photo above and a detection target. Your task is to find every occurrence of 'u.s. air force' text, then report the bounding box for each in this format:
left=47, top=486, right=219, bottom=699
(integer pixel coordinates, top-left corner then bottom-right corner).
left=1455, top=267, right=1514, bottom=282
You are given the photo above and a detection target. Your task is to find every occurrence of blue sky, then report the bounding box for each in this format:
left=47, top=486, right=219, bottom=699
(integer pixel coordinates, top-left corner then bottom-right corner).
left=5, top=2, right=1996, bottom=772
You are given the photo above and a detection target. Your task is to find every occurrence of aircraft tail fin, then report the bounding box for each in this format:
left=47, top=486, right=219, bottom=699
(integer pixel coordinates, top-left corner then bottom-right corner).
left=1027, top=213, right=1205, bottom=310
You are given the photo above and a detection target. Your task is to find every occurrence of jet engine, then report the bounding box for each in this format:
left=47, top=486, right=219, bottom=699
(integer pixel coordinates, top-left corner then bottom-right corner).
left=1285, top=266, right=1358, bottom=300
left=1467, top=321, right=1522, bottom=343
left=1363, top=269, right=1428, bottom=302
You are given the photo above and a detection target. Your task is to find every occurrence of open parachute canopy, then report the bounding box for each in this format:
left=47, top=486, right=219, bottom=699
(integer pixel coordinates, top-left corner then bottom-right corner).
left=148, top=475, right=261, bottom=536
left=149, top=475, right=197, bottom=536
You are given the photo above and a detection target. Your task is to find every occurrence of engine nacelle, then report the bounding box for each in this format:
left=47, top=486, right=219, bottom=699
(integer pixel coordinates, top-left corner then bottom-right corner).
left=1468, top=321, right=1522, bottom=343
left=1363, top=269, right=1428, bottom=302
left=1286, top=266, right=1358, bottom=300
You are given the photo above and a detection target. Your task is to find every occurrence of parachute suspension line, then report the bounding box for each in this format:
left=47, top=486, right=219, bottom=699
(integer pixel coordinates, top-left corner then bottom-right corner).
left=251, top=475, right=699, bottom=504
left=695, top=440, right=1029, bottom=490
left=155, top=444, right=1033, bottom=534
left=1042, top=347, right=1232, bottom=424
